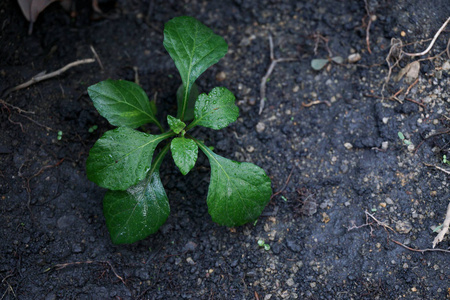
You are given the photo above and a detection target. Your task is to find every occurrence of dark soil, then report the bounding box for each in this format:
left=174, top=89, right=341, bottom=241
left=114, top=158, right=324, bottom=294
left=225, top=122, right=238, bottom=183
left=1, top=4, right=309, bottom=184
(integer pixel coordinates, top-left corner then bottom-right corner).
left=1, top=0, right=449, bottom=299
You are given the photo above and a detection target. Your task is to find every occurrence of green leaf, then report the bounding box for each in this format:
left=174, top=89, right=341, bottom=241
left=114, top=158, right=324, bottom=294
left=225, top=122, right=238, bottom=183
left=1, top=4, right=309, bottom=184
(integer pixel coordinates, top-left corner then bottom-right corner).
left=163, top=16, right=228, bottom=121
left=171, top=137, right=198, bottom=175
left=176, top=82, right=199, bottom=121
left=311, top=58, right=329, bottom=71
left=87, top=79, right=159, bottom=128
left=167, top=115, right=186, bottom=134
left=331, top=56, right=344, bottom=64
left=103, top=145, right=170, bottom=244
left=86, top=127, right=172, bottom=190
left=197, top=141, right=272, bottom=227
left=189, top=87, right=239, bottom=130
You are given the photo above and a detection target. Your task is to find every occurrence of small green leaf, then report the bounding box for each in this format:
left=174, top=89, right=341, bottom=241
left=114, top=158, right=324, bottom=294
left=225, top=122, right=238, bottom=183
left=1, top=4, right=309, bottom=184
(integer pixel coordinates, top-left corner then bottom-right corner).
left=398, top=132, right=405, bottom=140
left=190, top=87, right=239, bottom=130
left=176, top=83, right=199, bottom=121
left=167, top=115, right=186, bottom=134
left=171, top=137, right=198, bottom=175
left=104, top=145, right=170, bottom=244
left=163, top=16, right=228, bottom=121
left=311, top=58, right=329, bottom=70
left=197, top=141, right=272, bottom=227
left=331, top=56, right=344, bottom=64
left=264, top=244, right=271, bottom=251
left=257, top=239, right=265, bottom=247
left=86, top=127, right=172, bottom=190
left=87, top=79, right=158, bottom=128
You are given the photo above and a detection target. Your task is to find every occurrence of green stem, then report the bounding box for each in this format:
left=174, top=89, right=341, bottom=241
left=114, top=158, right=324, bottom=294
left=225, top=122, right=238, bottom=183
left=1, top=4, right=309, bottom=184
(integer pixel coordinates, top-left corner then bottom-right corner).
left=185, top=120, right=198, bottom=132
left=151, top=143, right=171, bottom=173
left=154, top=120, right=165, bottom=133
left=158, top=130, right=177, bottom=141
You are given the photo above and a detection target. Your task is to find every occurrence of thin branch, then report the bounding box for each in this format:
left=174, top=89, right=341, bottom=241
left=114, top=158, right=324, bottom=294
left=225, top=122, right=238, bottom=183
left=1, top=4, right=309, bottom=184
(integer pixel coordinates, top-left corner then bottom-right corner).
left=0, top=99, right=35, bottom=114
left=90, top=45, right=104, bottom=70
left=423, top=162, right=450, bottom=175
left=301, top=100, right=331, bottom=107
left=403, top=17, right=450, bottom=57
left=363, top=0, right=373, bottom=54
left=259, top=34, right=297, bottom=115
left=392, top=239, right=450, bottom=254
left=271, top=166, right=295, bottom=200
left=2, top=58, right=95, bottom=97
left=46, top=260, right=127, bottom=286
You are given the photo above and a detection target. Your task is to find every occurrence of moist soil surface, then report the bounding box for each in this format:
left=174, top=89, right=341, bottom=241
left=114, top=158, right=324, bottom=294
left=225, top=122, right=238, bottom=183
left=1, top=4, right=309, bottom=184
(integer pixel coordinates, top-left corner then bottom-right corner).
left=1, top=0, right=449, bottom=299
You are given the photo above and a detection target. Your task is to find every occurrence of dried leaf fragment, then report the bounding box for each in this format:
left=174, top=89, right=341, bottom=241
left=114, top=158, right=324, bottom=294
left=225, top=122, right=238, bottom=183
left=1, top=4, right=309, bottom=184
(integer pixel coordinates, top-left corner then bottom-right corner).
left=395, top=61, right=420, bottom=83
left=432, top=202, right=450, bottom=248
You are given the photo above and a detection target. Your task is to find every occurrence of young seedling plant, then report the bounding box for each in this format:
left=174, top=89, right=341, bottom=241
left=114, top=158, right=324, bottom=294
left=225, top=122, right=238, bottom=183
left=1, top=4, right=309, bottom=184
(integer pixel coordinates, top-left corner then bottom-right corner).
left=86, top=16, right=272, bottom=244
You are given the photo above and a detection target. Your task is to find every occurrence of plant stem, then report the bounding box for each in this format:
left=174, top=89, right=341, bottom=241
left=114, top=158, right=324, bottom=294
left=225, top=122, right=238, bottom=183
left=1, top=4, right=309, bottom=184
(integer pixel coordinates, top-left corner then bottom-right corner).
left=154, top=120, right=165, bottom=133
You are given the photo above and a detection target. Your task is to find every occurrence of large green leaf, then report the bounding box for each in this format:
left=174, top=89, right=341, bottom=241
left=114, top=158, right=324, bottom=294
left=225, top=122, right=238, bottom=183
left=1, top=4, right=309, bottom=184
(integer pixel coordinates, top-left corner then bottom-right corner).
left=197, top=141, right=272, bottom=226
left=188, top=87, right=238, bottom=130
left=163, top=16, right=228, bottom=121
left=86, top=127, right=172, bottom=190
left=176, top=82, right=199, bottom=121
left=171, top=137, right=198, bottom=175
left=103, top=145, right=170, bottom=244
left=87, top=79, right=159, bottom=128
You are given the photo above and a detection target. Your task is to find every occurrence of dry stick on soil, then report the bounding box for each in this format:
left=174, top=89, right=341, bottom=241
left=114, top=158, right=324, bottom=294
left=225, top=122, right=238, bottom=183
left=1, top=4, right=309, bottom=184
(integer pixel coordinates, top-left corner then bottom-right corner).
left=301, top=100, right=331, bottom=107
left=46, top=260, right=127, bottom=286
left=2, top=58, right=95, bottom=97
left=1, top=273, right=17, bottom=299
left=21, top=159, right=64, bottom=221
left=403, top=17, right=450, bottom=57
left=392, top=239, right=450, bottom=254
left=90, top=45, right=104, bottom=70
left=347, top=211, right=395, bottom=236
left=423, top=162, right=450, bottom=175
left=363, top=0, right=373, bottom=54
left=349, top=211, right=450, bottom=253
left=0, top=99, right=34, bottom=114
left=259, top=34, right=297, bottom=115
left=433, top=202, right=450, bottom=248
left=270, top=166, right=295, bottom=200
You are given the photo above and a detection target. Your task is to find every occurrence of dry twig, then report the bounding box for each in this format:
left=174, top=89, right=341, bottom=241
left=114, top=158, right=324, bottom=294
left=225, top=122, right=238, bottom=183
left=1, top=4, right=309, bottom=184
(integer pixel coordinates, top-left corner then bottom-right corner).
left=403, top=17, right=450, bottom=57
left=90, top=45, right=104, bottom=70
left=270, top=166, right=295, bottom=200
left=259, top=34, right=297, bottom=115
left=301, top=100, right=331, bottom=107
left=46, top=260, right=127, bottom=286
left=423, top=162, right=450, bottom=175
left=433, top=202, right=450, bottom=248
left=2, top=58, right=95, bottom=97
left=363, top=0, right=373, bottom=54
left=392, top=239, right=450, bottom=254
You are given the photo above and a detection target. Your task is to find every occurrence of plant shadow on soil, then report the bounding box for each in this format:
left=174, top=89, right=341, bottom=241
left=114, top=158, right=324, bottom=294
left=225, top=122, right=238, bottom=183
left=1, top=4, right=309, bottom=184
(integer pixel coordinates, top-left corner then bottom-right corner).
left=0, top=0, right=449, bottom=299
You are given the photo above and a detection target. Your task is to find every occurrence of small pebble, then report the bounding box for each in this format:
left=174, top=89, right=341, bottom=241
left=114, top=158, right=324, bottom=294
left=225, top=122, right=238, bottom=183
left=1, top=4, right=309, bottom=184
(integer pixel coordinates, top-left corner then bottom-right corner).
left=186, top=257, right=195, bottom=265
left=348, top=53, right=361, bottom=63
left=381, top=141, right=389, bottom=150
left=407, top=144, right=415, bottom=152
left=256, top=122, right=266, bottom=133
left=286, top=278, right=295, bottom=287
left=246, top=145, right=255, bottom=153
left=344, top=142, right=353, bottom=150
left=386, top=198, right=394, bottom=205
left=215, top=71, right=226, bottom=82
